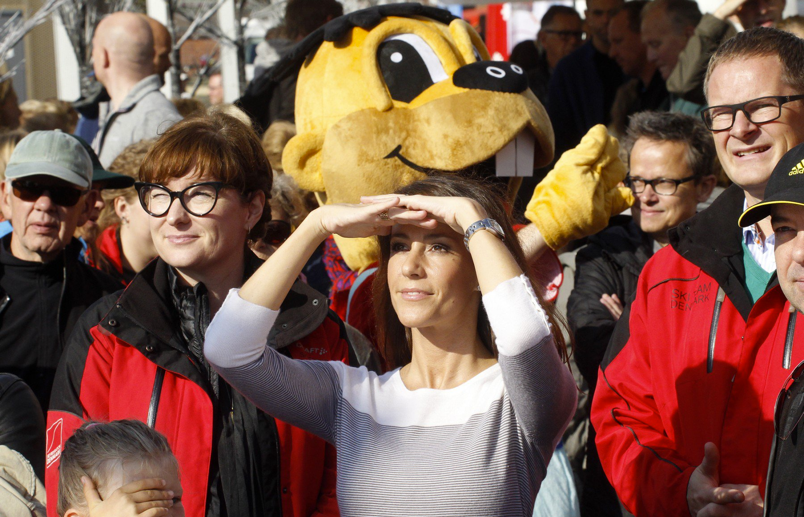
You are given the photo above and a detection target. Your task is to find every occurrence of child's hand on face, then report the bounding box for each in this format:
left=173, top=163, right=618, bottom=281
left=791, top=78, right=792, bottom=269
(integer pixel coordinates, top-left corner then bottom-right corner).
left=82, top=476, right=175, bottom=517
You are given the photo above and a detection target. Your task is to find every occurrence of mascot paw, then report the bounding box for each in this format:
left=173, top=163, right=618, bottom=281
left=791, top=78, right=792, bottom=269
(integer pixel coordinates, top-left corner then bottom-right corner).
left=525, top=124, right=633, bottom=250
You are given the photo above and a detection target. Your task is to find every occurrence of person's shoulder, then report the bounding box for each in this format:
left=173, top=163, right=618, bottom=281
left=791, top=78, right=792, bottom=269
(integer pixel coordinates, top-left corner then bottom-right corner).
left=74, top=290, right=124, bottom=330
left=585, top=220, right=642, bottom=251
left=73, top=259, right=124, bottom=295
left=553, top=41, right=593, bottom=73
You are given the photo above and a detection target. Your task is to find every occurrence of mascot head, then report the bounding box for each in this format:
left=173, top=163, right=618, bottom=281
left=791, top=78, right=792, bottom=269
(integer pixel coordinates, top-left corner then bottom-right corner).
left=275, top=3, right=554, bottom=270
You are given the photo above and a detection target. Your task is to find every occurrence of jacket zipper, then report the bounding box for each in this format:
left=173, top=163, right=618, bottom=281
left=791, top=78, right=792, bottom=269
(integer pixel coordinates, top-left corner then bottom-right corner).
left=0, top=294, right=11, bottom=317
left=147, top=367, right=165, bottom=428
left=56, top=263, right=67, bottom=348
left=784, top=307, right=797, bottom=370
left=707, top=287, right=726, bottom=373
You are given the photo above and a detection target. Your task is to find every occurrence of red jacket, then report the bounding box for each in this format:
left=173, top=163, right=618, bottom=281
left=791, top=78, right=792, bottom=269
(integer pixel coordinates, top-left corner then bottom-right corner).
left=591, top=185, right=804, bottom=516
left=46, top=256, right=346, bottom=517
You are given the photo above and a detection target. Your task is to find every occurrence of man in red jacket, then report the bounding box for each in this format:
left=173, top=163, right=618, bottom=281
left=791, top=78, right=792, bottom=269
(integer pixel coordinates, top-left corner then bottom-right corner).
left=592, top=27, right=804, bottom=516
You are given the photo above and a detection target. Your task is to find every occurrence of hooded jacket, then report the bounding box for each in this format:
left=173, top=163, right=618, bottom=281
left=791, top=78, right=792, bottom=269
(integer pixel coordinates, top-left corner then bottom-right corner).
left=46, top=255, right=348, bottom=517
left=591, top=184, right=804, bottom=516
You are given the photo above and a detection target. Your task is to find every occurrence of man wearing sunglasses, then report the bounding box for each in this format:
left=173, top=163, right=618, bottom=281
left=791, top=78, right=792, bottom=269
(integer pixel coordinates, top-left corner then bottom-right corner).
left=0, top=131, right=119, bottom=414
left=592, top=28, right=804, bottom=517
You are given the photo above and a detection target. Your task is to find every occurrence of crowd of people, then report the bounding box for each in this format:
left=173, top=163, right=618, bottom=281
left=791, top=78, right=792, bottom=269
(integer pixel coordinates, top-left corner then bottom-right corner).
left=2, top=0, right=804, bottom=516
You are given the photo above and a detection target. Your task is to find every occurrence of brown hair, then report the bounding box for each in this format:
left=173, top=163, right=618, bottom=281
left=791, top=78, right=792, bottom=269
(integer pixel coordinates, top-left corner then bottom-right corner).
left=778, top=15, right=804, bottom=39
left=704, top=27, right=804, bottom=99
left=372, top=174, right=570, bottom=369
left=98, top=138, right=157, bottom=231
left=19, top=99, right=78, bottom=133
left=139, top=112, right=273, bottom=240
left=623, top=111, right=719, bottom=181
left=0, top=129, right=26, bottom=179
left=57, top=420, right=178, bottom=516
left=172, top=97, right=204, bottom=118
left=261, top=120, right=296, bottom=173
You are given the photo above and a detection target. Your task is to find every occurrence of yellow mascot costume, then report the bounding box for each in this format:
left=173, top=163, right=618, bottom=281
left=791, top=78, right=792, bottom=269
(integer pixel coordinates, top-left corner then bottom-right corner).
left=266, top=3, right=633, bottom=340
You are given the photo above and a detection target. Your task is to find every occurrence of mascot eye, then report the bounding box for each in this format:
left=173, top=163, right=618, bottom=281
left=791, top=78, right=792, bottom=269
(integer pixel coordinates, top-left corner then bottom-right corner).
left=377, top=34, right=448, bottom=103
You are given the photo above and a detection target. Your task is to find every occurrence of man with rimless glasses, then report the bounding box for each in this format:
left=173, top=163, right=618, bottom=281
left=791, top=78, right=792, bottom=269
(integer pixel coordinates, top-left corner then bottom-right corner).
left=593, top=28, right=804, bottom=517
left=0, top=131, right=119, bottom=414
left=568, top=111, right=716, bottom=515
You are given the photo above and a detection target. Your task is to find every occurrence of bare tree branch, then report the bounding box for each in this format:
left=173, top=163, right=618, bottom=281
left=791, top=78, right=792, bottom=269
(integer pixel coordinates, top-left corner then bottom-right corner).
left=0, top=0, right=68, bottom=74
left=174, top=0, right=229, bottom=49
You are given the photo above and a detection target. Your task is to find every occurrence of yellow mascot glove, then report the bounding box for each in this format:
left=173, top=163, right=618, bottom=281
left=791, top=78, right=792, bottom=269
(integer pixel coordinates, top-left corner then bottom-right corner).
left=525, top=124, right=634, bottom=250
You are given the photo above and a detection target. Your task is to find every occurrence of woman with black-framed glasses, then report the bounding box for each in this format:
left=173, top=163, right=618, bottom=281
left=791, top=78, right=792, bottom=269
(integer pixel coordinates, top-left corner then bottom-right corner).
left=48, top=112, right=350, bottom=517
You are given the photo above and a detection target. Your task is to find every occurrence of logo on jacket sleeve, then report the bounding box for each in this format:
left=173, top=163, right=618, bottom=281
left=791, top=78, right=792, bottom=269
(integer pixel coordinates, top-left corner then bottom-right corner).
left=46, top=419, right=63, bottom=468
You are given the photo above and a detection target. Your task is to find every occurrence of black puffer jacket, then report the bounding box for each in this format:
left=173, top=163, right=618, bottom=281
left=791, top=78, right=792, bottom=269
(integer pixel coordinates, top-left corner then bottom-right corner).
left=567, top=220, right=654, bottom=389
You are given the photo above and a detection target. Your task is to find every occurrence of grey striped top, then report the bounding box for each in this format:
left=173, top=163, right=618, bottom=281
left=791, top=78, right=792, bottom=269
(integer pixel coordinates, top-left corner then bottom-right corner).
left=205, top=275, right=577, bottom=516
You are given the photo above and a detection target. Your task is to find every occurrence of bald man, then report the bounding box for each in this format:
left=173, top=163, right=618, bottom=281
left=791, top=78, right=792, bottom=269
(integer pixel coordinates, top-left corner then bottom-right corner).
left=92, top=12, right=181, bottom=166
left=144, top=15, right=172, bottom=81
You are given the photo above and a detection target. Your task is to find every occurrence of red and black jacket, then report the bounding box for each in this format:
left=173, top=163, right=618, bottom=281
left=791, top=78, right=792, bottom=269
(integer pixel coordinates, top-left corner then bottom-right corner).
left=591, top=184, right=804, bottom=516
left=46, top=255, right=348, bottom=517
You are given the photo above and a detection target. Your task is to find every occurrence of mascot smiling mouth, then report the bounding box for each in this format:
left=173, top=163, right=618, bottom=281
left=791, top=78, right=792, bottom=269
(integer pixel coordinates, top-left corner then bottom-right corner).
left=385, top=130, right=537, bottom=179
left=254, top=3, right=555, bottom=270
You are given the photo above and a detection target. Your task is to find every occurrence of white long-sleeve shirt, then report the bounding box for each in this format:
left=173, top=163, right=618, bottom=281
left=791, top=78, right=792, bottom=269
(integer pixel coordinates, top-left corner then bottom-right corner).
left=205, top=274, right=577, bottom=517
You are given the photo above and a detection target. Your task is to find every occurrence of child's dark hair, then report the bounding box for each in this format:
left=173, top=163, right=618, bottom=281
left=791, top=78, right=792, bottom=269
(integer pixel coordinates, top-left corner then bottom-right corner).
left=57, top=420, right=177, bottom=516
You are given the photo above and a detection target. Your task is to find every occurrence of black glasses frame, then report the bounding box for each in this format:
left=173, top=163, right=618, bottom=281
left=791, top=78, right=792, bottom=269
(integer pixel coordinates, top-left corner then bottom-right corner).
left=701, top=94, right=804, bottom=131
left=11, top=179, right=88, bottom=207
left=134, top=181, right=229, bottom=217
left=775, top=360, right=804, bottom=440
left=624, top=175, right=697, bottom=196
left=541, top=29, right=584, bottom=40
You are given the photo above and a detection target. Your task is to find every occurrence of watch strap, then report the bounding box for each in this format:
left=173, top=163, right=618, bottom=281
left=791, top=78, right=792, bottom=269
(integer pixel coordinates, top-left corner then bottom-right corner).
left=464, top=218, right=504, bottom=250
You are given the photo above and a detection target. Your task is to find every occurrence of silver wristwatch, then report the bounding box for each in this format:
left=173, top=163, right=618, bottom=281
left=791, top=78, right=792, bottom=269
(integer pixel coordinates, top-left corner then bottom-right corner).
left=464, top=218, right=505, bottom=250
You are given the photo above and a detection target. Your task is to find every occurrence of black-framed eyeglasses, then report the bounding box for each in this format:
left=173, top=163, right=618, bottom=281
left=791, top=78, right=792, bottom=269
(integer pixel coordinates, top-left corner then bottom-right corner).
left=775, top=360, right=804, bottom=440
left=11, top=180, right=87, bottom=207
left=541, top=29, right=584, bottom=40
left=624, top=175, right=697, bottom=196
left=134, top=181, right=231, bottom=217
left=701, top=94, right=804, bottom=131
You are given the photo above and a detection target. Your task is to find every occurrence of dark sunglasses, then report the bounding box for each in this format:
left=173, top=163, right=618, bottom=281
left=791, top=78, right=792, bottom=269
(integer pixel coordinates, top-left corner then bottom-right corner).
left=11, top=180, right=87, bottom=207
left=775, top=360, right=804, bottom=440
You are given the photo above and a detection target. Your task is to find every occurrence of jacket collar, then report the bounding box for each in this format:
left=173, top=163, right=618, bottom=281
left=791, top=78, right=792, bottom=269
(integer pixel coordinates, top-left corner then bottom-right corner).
left=668, top=183, right=755, bottom=319
left=116, top=75, right=164, bottom=114
left=112, top=251, right=331, bottom=352
left=588, top=220, right=654, bottom=276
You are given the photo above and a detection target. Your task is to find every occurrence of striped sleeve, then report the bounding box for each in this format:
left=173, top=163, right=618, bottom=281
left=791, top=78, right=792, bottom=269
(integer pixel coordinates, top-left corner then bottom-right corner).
left=483, top=275, right=577, bottom=454
left=205, top=289, right=342, bottom=443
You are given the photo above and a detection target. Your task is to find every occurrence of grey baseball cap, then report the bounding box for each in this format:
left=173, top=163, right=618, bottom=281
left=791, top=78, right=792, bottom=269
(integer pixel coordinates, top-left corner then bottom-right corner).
left=5, top=131, right=92, bottom=188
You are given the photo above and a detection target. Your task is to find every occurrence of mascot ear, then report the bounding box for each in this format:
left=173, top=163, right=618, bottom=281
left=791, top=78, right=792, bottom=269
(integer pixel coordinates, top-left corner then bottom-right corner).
left=283, top=132, right=326, bottom=192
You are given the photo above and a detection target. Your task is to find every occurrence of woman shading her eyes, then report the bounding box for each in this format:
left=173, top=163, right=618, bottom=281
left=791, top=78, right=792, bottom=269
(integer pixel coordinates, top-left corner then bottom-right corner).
left=205, top=174, right=577, bottom=517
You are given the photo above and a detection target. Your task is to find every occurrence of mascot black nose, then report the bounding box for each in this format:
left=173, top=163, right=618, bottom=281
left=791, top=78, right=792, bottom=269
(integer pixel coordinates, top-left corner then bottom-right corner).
left=452, top=61, right=529, bottom=94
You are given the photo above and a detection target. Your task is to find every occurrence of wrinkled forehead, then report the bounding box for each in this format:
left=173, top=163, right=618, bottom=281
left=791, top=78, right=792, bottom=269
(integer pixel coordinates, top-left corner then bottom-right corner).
left=706, top=55, right=789, bottom=103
